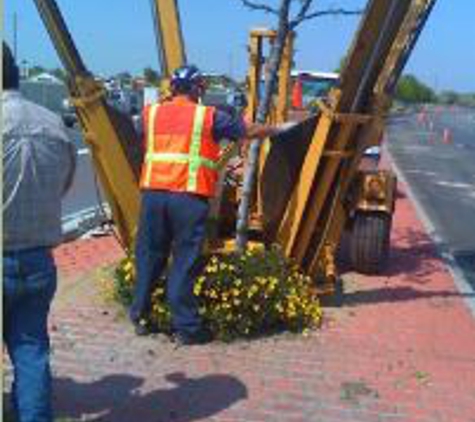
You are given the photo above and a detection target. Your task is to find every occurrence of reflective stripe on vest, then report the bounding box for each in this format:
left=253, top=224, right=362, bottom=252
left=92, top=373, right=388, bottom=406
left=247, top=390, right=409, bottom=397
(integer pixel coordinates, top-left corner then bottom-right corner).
left=143, top=103, right=160, bottom=188
left=143, top=104, right=216, bottom=191
left=144, top=152, right=218, bottom=170
left=188, top=105, right=207, bottom=191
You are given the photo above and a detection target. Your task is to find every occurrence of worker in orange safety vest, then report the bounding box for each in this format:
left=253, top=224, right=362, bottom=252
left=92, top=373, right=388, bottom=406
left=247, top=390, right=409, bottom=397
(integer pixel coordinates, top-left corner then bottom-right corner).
left=130, top=64, right=280, bottom=344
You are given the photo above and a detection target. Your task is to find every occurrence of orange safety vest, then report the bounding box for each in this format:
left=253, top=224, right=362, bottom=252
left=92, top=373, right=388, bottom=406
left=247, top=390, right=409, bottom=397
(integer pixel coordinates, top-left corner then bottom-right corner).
left=139, top=97, right=220, bottom=198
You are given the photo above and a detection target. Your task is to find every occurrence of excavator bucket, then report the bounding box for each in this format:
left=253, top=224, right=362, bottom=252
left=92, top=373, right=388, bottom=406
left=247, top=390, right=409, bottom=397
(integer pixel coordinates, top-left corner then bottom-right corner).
left=260, top=114, right=319, bottom=241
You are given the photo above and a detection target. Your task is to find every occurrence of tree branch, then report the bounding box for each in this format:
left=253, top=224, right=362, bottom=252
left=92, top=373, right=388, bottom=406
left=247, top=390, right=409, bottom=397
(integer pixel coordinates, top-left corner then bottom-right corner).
left=240, top=0, right=279, bottom=15
left=290, top=7, right=363, bottom=29
left=292, top=0, right=314, bottom=26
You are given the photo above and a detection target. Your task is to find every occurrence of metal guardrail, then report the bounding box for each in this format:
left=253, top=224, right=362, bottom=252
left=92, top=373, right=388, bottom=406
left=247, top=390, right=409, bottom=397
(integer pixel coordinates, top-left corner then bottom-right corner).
left=62, top=205, right=111, bottom=241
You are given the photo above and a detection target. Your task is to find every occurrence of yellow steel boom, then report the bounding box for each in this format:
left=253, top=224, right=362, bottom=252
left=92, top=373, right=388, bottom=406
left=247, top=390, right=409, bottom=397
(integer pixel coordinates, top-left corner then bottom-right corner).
left=150, top=0, right=186, bottom=77
left=33, top=0, right=142, bottom=251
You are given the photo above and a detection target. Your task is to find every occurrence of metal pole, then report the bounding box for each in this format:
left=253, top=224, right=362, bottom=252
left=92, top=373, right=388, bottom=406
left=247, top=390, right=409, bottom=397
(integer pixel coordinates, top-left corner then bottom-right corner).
left=149, top=0, right=167, bottom=76
left=13, top=12, right=18, bottom=60
left=149, top=0, right=186, bottom=78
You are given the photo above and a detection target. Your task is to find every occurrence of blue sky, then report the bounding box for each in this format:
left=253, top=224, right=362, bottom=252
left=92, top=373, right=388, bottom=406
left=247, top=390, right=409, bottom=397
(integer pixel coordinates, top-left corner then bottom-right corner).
left=4, top=0, right=475, bottom=93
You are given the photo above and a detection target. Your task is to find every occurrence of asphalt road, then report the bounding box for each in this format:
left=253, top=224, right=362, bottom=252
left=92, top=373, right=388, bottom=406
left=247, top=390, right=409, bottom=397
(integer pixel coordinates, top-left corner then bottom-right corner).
left=386, top=106, right=475, bottom=289
left=63, top=130, right=96, bottom=216
left=61, top=129, right=107, bottom=236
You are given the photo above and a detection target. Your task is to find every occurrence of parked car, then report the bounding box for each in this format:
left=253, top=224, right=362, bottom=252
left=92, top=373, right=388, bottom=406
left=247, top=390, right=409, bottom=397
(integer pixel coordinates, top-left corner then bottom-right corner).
left=61, top=98, right=78, bottom=128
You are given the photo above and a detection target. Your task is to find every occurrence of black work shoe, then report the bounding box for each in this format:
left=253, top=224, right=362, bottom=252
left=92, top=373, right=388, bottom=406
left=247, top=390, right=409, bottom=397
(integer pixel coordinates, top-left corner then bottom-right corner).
left=174, top=328, right=213, bottom=346
left=133, top=318, right=159, bottom=336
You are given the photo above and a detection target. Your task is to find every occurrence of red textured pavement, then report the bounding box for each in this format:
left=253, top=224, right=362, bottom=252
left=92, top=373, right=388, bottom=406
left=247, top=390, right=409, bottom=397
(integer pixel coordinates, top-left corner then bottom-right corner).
left=53, top=234, right=124, bottom=280
left=6, top=180, right=475, bottom=422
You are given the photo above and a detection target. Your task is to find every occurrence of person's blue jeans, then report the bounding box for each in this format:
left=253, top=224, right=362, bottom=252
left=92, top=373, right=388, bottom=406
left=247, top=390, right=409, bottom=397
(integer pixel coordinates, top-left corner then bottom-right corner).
left=3, top=247, right=57, bottom=422
left=130, top=190, right=209, bottom=336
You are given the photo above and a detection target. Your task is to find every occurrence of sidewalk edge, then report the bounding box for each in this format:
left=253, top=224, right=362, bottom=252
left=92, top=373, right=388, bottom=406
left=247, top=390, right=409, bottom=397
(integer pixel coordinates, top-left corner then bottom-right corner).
left=383, top=144, right=475, bottom=318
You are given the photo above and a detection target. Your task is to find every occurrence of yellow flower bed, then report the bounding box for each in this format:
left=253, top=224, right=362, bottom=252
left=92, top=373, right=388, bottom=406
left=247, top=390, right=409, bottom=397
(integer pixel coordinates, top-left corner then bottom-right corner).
left=112, top=246, right=322, bottom=341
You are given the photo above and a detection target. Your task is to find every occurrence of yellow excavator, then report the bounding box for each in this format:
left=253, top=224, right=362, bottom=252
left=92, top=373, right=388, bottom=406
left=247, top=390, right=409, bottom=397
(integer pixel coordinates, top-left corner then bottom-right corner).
left=33, top=0, right=437, bottom=293
left=244, top=27, right=398, bottom=283
left=243, top=0, right=438, bottom=288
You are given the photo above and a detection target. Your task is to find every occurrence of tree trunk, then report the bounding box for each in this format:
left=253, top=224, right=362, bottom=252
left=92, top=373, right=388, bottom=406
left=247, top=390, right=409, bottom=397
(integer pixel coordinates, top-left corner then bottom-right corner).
left=235, top=0, right=291, bottom=252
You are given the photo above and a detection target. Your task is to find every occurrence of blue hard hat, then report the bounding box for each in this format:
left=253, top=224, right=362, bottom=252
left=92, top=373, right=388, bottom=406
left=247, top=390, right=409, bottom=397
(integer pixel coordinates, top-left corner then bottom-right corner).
left=170, top=64, right=205, bottom=95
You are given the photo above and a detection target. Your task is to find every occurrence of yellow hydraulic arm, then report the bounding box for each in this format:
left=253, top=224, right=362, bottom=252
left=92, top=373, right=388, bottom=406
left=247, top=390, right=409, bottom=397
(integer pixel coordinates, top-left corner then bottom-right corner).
left=246, top=28, right=294, bottom=124
left=150, top=0, right=186, bottom=89
left=33, top=0, right=142, bottom=251
left=243, top=29, right=294, bottom=230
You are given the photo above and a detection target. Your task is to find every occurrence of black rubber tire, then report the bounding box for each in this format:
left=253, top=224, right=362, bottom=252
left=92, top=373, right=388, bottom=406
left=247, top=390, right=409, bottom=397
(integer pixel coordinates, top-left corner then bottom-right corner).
left=349, top=211, right=392, bottom=274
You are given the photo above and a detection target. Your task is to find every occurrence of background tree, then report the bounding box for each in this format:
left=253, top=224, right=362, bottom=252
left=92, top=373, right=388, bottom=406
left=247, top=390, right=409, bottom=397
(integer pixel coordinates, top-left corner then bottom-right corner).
left=438, top=90, right=459, bottom=105
left=51, top=67, right=67, bottom=82
left=395, top=74, right=436, bottom=104
left=439, top=91, right=475, bottom=108
left=143, top=67, right=160, bottom=85
left=235, top=0, right=362, bottom=251
left=459, top=93, right=475, bottom=108
left=28, top=65, right=46, bottom=78
left=115, top=71, right=133, bottom=87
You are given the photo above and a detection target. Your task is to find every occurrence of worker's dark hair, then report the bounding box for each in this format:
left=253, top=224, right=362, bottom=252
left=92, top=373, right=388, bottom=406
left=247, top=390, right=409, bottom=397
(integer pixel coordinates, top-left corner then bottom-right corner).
left=3, top=42, right=19, bottom=90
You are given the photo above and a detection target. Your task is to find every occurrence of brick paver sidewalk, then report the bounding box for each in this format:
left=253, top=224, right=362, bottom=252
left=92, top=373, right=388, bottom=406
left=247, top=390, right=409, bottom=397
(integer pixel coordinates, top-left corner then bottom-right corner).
left=6, top=181, right=475, bottom=422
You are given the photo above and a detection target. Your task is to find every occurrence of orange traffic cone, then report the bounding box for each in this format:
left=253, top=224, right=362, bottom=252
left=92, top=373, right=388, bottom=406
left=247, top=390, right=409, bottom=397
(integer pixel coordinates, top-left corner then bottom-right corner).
left=442, top=128, right=452, bottom=144
left=291, top=78, right=303, bottom=109
left=417, top=111, right=428, bottom=126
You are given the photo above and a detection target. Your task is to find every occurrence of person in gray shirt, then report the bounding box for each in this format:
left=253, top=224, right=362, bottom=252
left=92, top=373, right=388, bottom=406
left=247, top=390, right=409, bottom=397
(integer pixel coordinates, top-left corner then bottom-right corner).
left=2, top=42, right=76, bottom=422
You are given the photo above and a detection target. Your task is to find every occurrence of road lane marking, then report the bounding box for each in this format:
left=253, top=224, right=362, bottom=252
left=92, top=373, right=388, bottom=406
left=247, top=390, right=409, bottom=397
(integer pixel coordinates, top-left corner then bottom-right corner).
left=434, top=180, right=474, bottom=189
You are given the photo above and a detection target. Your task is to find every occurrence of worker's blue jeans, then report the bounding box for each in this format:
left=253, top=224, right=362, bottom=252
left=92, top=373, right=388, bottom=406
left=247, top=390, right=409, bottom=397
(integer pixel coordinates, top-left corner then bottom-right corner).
left=3, top=247, right=57, bottom=422
left=131, top=190, right=209, bottom=336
